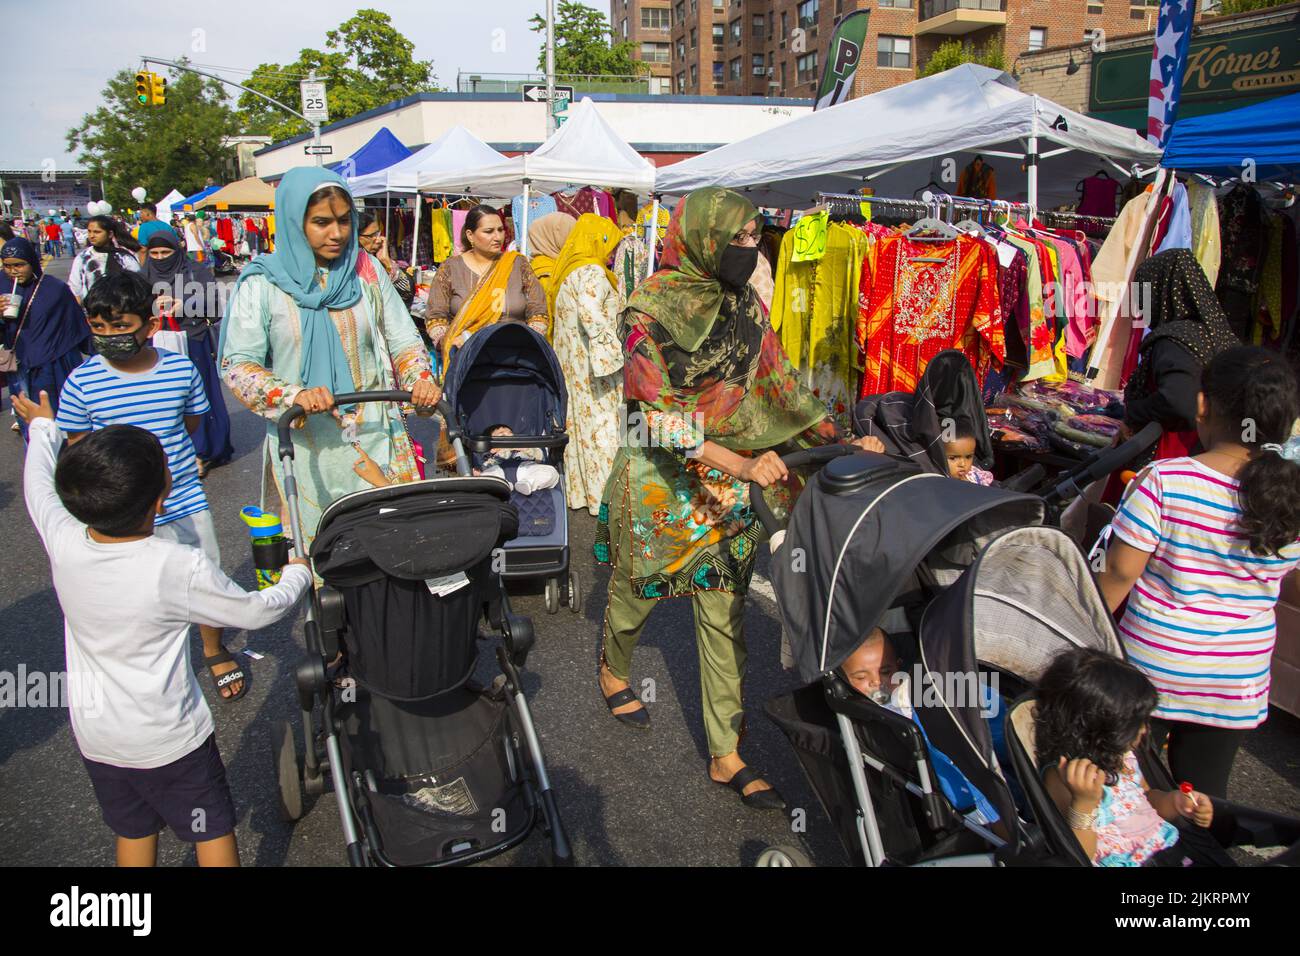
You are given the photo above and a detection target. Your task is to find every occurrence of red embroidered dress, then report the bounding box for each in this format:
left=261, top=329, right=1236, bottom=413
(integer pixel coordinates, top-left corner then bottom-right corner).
left=857, top=234, right=1005, bottom=397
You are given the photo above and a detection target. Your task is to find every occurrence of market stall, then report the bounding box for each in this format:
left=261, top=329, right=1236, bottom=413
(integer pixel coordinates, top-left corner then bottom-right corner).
left=154, top=188, right=185, bottom=222
left=655, top=64, right=1161, bottom=215
left=327, top=127, right=411, bottom=179
left=440, top=97, right=656, bottom=256
left=347, top=125, right=507, bottom=197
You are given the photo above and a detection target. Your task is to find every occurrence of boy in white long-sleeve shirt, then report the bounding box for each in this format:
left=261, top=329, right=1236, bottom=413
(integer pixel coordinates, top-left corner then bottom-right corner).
left=17, top=391, right=312, bottom=866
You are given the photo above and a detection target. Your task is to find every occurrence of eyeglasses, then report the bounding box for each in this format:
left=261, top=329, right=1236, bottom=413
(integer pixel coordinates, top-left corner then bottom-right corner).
left=729, top=230, right=760, bottom=247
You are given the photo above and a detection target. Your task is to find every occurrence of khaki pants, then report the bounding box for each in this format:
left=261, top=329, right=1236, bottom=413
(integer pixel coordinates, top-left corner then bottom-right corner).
left=602, top=575, right=747, bottom=757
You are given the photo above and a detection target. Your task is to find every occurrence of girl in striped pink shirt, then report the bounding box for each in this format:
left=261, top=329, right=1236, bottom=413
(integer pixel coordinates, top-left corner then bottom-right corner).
left=1097, top=346, right=1300, bottom=799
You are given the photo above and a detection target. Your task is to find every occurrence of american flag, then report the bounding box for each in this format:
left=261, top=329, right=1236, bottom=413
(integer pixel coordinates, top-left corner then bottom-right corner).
left=1147, top=0, right=1196, bottom=148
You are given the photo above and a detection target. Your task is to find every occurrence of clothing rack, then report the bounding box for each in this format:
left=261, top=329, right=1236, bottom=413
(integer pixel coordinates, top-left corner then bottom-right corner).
left=815, top=191, right=1032, bottom=225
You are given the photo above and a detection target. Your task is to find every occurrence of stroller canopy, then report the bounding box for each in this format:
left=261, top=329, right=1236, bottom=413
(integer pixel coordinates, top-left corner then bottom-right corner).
left=914, top=524, right=1123, bottom=834
left=771, top=453, right=1043, bottom=684
left=312, top=478, right=515, bottom=585
left=853, top=350, right=994, bottom=474
left=442, top=322, right=568, bottom=441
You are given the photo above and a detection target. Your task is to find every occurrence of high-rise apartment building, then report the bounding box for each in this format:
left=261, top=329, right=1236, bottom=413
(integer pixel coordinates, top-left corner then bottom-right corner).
left=642, top=0, right=1213, bottom=99
left=611, top=0, right=675, bottom=92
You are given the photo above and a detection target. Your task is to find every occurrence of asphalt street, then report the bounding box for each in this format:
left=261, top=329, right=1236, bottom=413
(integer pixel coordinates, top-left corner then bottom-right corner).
left=1, top=257, right=1297, bottom=867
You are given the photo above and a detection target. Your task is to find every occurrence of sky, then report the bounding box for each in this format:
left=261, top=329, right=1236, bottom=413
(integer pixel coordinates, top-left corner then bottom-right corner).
left=0, top=0, right=605, bottom=171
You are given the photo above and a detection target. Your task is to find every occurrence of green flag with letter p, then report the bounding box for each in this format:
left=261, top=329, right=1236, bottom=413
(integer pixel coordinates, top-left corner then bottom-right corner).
left=814, top=10, right=870, bottom=111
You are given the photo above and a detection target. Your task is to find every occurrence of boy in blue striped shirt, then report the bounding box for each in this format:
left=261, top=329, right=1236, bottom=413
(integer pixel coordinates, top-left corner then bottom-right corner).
left=57, top=272, right=246, bottom=702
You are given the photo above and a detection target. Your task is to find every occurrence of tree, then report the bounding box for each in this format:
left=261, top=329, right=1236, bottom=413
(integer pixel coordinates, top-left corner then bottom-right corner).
left=239, top=9, right=438, bottom=143
left=529, top=1, right=646, bottom=76
left=67, top=63, right=240, bottom=209
left=920, top=38, right=1006, bottom=78
left=1216, top=0, right=1291, bottom=14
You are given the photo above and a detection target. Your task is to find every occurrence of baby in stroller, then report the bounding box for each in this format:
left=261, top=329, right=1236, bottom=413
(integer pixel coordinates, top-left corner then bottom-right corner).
left=841, top=626, right=1004, bottom=832
left=1035, top=647, right=1222, bottom=867
left=351, top=425, right=559, bottom=497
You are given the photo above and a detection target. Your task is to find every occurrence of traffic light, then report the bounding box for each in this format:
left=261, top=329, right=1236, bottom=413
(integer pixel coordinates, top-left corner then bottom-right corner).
left=150, top=73, right=167, bottom=107
left=135, top=71, right=151, bottom=106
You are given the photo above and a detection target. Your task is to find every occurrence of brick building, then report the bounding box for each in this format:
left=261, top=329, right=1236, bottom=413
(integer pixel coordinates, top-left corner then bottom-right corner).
left=1015, top=1, right=1298, bottom=127
left=645, top=0, right=1227, bottom=100
left=610, top=0, right=674, bottom=92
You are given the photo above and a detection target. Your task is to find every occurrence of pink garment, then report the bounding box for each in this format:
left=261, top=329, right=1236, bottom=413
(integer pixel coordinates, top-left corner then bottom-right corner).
left=452, top=209, right=468, bottom=254
left=1049, top=237, right=1092, bottom=358
left=594, top=189, right=616, bottom=222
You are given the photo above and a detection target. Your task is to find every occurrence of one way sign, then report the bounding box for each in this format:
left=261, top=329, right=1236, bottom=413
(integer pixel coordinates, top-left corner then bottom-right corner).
left=522, top=83, right=574, bottom=104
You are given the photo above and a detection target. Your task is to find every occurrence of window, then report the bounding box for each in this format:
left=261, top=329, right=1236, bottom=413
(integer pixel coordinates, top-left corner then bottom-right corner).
left=878, top=0, right=914, bottom=7
left=675, top=1, right=686, bottom=26
left=730, top=56, right=742, bottom=80
left=796, top=51, right=819, bottom=82
left=642, top=7, right=671, bottom=30
left=780, top=59, right=787, bottom=88
left=621, top=18, right=628, bottom=38
left=780, top=11, right=788, bottom=38
left=797, top=0, right=819, bottom=29
left=676, top=71, right=686, bottom=92
left=1028, top=27, right=1046, bottom=51
left=1087, top=0, right=1103, bottom=12
left=752, top=13, right=765, bottom=38
left=677, top=39, right=686, bottom=58
left=713, top=23, right=725, bottom=45
left=877, top=35, right=911, bottom=68
left=713, top=61, right=725, bottom=82
left=731, top=18, right=742, bottom=43
left=691, top=64, right=699, bottom=85
left=641, top=42, right=671, bottom=63
left=714, top=0, right=724, bottom=8
left=1130, top=0, right=1158, bottom=19
left=690, top=27, right=697, bottom=47
left=752, top=53, right=766, bottom=75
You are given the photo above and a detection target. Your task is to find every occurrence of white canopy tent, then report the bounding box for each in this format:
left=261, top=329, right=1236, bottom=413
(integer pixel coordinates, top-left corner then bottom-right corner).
left=154, top=188, right=186, bottom=222
left=440, top=97, right=657, bottom=257
left=654, top=65, right=1162, bottom=214
left=347, top=126, right=507, bottom=197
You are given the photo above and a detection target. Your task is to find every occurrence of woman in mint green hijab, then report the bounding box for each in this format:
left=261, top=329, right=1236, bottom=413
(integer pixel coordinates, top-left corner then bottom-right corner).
left=220, top=167, right=439, bottom=549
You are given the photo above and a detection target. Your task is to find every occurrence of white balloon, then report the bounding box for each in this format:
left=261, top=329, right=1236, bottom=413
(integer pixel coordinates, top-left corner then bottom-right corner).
left=86, top=201, right=101, bottom=216
left=131, top=187, right=147, bottom=202
left=48, top=208, right=57, bottom=216
left=99, top=202, right=112, bottom=215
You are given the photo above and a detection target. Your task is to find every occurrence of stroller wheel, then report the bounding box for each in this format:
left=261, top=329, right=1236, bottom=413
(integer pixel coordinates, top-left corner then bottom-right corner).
left=567, top=570, right=581, bottom=614
left=272, top=720, right=304, bottom=822
left=755, top=845, right=814, bottom=868
left=544, top=577, right=560, bottom=614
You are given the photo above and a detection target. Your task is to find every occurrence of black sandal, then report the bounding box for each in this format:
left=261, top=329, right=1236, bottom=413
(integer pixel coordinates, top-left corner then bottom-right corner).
left=203, top=648, right=249, bottom=702
left=713, top=765, right=787, bottom=811
left=602, top=686, right=651, bottom=729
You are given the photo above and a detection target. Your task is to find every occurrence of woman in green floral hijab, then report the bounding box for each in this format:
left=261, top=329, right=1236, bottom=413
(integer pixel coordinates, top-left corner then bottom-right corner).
left=594, top=187, right=883, bottom=808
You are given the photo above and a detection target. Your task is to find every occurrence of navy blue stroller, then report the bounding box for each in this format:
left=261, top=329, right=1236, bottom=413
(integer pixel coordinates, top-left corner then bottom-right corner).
left=442, top=322, right=579, bottom=614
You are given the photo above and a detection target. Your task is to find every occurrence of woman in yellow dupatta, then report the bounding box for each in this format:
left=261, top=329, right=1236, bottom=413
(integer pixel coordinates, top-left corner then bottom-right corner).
left=528, top=212, right=577, bottom=300
left=425, top=204, right=550, bottom=372
left=547, top=213, right=625, bottom=513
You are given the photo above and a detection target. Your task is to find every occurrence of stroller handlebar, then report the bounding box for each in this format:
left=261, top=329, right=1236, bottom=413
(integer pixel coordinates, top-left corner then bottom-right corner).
left=276, top=391, right=458, bottom=461
left=1041, top=420, right=1162, bottom=507
left=748, top=444, right=857, bottom=537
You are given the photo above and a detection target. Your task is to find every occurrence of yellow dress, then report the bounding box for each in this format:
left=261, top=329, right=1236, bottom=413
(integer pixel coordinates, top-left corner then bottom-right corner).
left=771, top=221, right=866, bottom=431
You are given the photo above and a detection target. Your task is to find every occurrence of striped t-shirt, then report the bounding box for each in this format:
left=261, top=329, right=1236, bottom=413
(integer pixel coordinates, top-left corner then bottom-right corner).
left=1111, top=457, right=1300, bottom=728
left=55, top=350, right=210, bottom=526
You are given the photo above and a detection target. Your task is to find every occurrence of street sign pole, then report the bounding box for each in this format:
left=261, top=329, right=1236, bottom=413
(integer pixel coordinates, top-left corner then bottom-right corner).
left=300, top=74, right=330, bottom=167
left=545, top=0, right=556, bottom=137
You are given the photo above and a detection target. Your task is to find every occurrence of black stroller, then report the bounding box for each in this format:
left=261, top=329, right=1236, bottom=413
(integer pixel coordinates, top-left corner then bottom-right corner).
left=751, top=448, right=1300, bottom=867
left=271, top=392, right=572, bottom=866
left=852, top=349, right=1163, bottom=540
left=442, top=322, right=579, bottom=614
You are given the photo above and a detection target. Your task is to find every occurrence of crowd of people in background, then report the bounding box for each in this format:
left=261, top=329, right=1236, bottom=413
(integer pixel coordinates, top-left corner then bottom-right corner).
left=2, top=168, right=1298, bottom=870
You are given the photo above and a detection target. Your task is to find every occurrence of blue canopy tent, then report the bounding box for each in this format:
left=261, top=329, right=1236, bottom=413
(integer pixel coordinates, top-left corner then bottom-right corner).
left=178, top=184, right=222, bottom=211
left=1162, top=92, right=1300, bottom=183
left=327, top=127, right=411, bottom=178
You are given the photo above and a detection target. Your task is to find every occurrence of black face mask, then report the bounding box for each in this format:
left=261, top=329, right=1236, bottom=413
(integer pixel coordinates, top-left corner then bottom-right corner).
left=717, top=244, right=759, bottom=293
left=93, top=329, right=147, bottom=361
